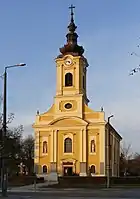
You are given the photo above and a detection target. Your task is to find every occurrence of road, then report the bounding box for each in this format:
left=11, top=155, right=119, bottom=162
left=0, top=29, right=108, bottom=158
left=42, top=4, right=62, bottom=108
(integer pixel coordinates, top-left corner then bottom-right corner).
left=1, top=188, right=140, bottom=198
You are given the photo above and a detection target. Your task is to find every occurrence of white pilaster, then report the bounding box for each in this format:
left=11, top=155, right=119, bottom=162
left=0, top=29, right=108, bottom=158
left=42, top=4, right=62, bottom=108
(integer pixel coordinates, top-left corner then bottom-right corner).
left=54, top=130, right=57, bottom=162
left=100, top=126, right=105, bottom=175
left=79, top=129, right=83, bottom=162
left=117, top=141, right=120, bottom=177
left=83, top=128, right=86, bottom=162
left=112, top=134, right=115, bottom=176
left=56, top=63, right=62, bottom=95
left=80, top=128, right=87, bottom=176
left=76, top=61, right=80, bottom=93
left=34, top=131, right=40, bottom=174
left=50, top=130, right=54, bottom=162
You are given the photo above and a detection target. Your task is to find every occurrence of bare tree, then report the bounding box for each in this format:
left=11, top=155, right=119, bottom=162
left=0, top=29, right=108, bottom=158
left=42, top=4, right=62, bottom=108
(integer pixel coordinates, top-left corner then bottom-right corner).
left=21, top=135, right=34, bottom=174
left=121, top=142, right=133, bottom=160
left=0, top=94, right=24, bottom=175
left=120, top=142, right=133, bottom=176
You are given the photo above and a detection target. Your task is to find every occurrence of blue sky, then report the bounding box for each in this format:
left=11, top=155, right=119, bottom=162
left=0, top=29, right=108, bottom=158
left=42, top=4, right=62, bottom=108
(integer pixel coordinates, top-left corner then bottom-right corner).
left=0, top=0, right=140, bottom=152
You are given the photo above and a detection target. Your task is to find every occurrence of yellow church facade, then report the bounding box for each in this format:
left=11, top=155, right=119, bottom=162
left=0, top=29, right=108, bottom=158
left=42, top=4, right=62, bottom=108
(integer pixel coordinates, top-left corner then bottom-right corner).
left=33, top=6, right=122, bottom=177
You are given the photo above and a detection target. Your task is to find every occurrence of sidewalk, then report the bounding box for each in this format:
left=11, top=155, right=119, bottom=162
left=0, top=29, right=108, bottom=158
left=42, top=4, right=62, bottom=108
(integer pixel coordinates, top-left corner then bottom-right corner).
left=11, top=182, right=48, bottom=190
left=1, top=183, right=140, bottom=194
left=5, top=181, right=58, bottom=192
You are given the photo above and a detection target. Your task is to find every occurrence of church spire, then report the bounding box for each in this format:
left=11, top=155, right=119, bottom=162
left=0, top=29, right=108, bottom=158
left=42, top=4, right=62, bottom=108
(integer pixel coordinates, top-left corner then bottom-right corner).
left=59, top=5, right=84, bottom=57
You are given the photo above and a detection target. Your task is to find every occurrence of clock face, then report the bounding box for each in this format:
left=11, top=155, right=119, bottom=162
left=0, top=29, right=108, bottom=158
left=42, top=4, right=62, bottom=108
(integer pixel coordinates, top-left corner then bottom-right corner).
left=65, top=58, right=72, bottom=66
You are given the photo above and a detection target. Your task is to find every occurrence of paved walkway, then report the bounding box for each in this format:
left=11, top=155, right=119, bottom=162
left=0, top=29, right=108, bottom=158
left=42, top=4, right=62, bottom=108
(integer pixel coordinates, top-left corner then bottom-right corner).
left=1, top=188, right=140, bottom=198
left=6, top=181, right=58, bottom=192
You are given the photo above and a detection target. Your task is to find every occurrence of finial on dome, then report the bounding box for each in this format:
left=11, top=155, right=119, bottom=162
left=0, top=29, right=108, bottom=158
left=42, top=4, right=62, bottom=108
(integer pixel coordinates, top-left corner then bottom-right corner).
left=36, top=110, right=39, bottom=115
left=101, top=107, right=104, bottom=112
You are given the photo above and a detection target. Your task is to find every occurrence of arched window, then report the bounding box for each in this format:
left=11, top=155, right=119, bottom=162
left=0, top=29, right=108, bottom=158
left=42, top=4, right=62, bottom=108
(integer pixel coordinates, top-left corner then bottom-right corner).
left=65, top=73, right=73, bottom=86
left=43, top=165, right=47, bottom=173
left=43, top=141, right=47, bottom=153
left=64, top=138, right=72, bottom=153
left=90, top=165, right=95, bottom=174
left=90, top=140, right=96, bottom=153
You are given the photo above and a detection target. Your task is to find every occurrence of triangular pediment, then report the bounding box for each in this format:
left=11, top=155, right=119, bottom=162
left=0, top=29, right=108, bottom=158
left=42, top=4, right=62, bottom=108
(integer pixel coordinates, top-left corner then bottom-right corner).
left=49, top=116, right=88, bottom=127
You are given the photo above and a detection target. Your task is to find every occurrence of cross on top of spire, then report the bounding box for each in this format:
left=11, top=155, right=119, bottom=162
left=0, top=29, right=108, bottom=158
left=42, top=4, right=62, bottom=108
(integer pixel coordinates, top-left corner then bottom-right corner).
left=69, top=4, right=75, bottom=22
left=67, top=4, right=76, bottom=33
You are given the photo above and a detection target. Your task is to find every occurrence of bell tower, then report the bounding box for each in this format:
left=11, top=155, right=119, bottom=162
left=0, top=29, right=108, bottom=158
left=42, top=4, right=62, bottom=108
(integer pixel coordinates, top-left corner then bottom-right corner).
left=54, top=5, right=89, bottom=118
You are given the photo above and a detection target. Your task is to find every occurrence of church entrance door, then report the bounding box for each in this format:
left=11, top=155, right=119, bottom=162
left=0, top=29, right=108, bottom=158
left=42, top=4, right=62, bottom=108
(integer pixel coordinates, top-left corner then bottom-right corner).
left=63, top=167, right=73, bottom=176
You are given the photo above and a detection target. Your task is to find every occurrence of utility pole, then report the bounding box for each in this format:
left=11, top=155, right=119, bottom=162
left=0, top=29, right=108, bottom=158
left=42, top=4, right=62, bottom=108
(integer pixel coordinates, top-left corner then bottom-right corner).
left=1, top=63, right=26, bottom=197
left=1, top=69, right=7, bottom=197
left=107, top=115, right=114, bottom=188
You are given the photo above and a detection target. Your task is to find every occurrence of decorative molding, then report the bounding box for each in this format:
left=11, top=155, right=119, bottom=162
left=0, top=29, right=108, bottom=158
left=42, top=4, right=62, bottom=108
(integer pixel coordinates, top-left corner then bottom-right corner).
left=48, top=116, right=88, bottom=126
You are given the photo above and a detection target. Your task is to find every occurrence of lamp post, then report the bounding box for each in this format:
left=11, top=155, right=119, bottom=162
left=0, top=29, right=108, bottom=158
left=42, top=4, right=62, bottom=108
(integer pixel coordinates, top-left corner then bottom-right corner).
left=1, top=63, right=26, bottom=197
left=107, top=114, right=114, bottom=188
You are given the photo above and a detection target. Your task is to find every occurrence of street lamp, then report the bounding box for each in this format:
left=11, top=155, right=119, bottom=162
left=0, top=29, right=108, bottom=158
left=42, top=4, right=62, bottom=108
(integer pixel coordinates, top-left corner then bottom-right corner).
left=107, top=114, right=114, bottom=188
left=1, top=63, right=26, bottom=197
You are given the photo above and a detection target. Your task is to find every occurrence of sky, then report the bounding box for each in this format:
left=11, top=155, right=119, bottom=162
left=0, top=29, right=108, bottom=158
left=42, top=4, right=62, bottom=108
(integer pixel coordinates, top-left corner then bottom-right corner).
left=0, top=0, right=140, bottom=152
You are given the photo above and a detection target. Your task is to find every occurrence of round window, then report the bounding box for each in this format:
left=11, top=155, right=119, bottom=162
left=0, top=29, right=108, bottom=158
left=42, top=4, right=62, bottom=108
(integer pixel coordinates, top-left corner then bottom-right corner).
left=64, top=103, right=72, bottom=109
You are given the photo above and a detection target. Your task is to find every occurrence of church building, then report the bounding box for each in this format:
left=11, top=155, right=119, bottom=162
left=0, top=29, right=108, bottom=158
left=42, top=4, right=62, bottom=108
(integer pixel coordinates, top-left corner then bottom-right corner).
left=33, top=6, right=122, bottom=177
